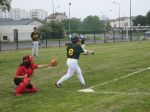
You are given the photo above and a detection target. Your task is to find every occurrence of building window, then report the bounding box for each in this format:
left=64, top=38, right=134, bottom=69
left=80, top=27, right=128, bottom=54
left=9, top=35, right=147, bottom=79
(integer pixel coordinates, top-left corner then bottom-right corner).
left=3, top=36, right=8, bottom=40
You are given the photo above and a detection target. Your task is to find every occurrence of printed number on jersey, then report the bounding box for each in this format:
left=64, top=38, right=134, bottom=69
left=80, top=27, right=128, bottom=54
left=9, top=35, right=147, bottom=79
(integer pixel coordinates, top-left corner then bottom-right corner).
left=68, top=48, right=74, bottom=56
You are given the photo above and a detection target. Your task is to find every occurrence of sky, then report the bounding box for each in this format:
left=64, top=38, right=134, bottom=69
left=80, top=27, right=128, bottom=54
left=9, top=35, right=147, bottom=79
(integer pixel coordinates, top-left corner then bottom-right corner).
left=11, top=0, right=150, bottom=20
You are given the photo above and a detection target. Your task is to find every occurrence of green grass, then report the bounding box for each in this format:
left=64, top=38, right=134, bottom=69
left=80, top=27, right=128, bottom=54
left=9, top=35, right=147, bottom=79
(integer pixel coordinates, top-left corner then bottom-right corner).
left=0, top=41, right=150, bottom=112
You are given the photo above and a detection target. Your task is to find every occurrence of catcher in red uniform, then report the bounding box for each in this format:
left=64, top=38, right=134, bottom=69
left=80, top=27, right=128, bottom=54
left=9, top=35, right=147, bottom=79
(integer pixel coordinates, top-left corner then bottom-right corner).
left=14, top=55, right=57, bottom=96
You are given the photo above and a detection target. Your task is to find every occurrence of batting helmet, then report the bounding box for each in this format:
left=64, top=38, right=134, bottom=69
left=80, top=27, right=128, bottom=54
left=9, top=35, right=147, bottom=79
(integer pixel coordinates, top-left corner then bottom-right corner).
left=71, top=36, right=80, bottom=44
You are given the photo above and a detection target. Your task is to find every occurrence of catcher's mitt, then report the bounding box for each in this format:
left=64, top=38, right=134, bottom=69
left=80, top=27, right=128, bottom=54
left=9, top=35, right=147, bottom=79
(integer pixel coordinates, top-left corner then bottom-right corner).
left=50, top=57, right=57, bottom=66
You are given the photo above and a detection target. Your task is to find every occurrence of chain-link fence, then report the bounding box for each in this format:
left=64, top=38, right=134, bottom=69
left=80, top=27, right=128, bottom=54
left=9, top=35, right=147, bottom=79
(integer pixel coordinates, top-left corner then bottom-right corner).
left=0, top=29, right=150, bottom=51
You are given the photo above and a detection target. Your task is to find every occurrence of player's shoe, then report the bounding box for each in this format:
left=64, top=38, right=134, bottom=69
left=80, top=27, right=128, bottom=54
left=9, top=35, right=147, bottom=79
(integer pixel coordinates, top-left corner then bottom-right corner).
left=81, top=84, right=89, bottom=89
left=91, top=51, right=94, bottom=55
left=55, top=82, right=62, bottom=88
left=83, top=52, right=88, bottom=55
left=14, top=93, right=22, bottom=96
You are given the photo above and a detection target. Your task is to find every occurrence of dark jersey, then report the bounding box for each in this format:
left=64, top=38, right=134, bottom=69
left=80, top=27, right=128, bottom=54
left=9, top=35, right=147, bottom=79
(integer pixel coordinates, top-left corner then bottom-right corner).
left=31, top=32, right=41, bottom=41
left=67, top=43, right=84, bottom=59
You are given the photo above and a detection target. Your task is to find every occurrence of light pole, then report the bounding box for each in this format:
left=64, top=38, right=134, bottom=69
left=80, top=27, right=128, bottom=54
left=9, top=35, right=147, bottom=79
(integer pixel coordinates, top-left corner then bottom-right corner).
left=129, top=0, right=132, bottom=40
left=55, top=6, right=60, bottom=13
left=130, top=0, right=132, bottom=29
left=100, top=11, right=105, bottom=20
left=107, top=10, right=112, bottom=20
left=52, top=0, right=55, bottom=22
left=113, top=1, right=120, bottom=28
left=106, top=10, right=112, bottom=29
left=55, top=6, right=60, bottom=21
left=68, top=2, right=71, bottom=36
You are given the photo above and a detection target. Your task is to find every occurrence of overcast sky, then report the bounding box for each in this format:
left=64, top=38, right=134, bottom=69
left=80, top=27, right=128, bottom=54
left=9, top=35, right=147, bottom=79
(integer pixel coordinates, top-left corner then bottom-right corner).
left=11, top=0, right=150, bottom=20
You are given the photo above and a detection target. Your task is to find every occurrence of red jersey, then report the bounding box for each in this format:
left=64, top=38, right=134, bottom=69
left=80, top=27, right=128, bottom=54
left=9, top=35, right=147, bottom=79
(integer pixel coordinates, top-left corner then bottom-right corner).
left=16, top=63, right=38, bottom=77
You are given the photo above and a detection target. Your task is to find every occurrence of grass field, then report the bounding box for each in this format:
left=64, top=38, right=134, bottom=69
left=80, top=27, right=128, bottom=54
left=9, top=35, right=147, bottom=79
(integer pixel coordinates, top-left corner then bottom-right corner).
left=0, top=41, right=150, bottom=112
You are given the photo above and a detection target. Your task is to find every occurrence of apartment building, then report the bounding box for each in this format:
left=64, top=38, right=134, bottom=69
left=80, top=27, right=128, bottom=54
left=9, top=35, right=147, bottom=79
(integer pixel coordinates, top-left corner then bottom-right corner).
left=29, top=9, right=48, bottom=20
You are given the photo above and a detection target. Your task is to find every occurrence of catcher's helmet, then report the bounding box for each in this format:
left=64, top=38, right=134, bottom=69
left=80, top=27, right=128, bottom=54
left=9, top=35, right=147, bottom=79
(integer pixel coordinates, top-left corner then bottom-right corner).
left=71, top=36, right=80, bottom=44
left=23, top=55, right=33, bottom=63
left=22, top=55, right=32, bottom=67
left=23, top=55, right=30, bottom=62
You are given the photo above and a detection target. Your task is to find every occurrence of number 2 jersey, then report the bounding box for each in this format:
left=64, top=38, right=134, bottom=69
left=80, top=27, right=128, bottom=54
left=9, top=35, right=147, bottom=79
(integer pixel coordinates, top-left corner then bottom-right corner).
left=67, top=43, right=84, bottom=59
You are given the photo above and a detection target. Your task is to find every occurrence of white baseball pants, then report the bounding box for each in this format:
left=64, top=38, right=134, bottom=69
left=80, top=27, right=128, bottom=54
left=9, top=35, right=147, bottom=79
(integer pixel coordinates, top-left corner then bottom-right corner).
left=57, top=58, right=85, bottom=85
left=32, top=41, right=39, bottom=56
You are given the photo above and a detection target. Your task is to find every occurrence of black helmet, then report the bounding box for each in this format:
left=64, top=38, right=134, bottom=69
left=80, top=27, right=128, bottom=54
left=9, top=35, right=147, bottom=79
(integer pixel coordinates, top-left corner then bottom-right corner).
left=71, top=36, right=80, bottom=43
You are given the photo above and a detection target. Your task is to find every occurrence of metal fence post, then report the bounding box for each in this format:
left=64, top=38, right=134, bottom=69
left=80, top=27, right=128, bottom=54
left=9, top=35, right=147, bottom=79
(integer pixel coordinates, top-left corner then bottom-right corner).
left=143, top=31, right=146, bottom=40
left=137, top=30, right=139, bottom=41
left=45, top=32, right=48, bottom=48
left=94, top=31, right=96, bottom=44
left=113, top=30, right=116, bottom=43
left=0, top=34, right=1, bottom=51
left=58, top=37, right=61, bottom=47
left=121, top=30, right=124, bottom=42
left=14, top=29, right=18, bottom=50
left=129, top=30, right=132, bottom=41
left=104, top=30, right=107, bottom=43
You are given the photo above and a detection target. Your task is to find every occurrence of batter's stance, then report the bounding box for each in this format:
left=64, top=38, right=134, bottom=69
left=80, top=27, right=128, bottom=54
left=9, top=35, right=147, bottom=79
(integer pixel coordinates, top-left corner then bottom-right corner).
left=55, top=36, right=86, bottom=87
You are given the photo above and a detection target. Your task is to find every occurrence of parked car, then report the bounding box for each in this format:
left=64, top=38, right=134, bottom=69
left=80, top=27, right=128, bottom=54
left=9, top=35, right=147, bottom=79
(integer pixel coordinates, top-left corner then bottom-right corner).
left=145, top=31, right=150, bottom=37
left=69, top=33, right=86, bottom=39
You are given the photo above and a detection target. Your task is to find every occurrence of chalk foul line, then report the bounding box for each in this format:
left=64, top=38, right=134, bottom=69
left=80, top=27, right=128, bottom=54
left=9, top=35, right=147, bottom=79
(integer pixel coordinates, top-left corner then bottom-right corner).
left=78, top=67, right=150, bottom=93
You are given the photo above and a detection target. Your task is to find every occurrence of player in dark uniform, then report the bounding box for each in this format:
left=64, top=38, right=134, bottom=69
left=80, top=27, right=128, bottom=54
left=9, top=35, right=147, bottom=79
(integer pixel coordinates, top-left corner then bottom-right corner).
left=55, top=36, right=86, bottom=87
left=14, top=55, right=51, bottom=96
left=31, top=27, right=42, bottom=57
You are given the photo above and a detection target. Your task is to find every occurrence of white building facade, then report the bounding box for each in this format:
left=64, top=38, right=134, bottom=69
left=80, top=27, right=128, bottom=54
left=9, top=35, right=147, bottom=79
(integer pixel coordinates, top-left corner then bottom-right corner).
left=0, top=10, right=10, bottom=18
left=0, top=25, right=35, bottom=41
left=29, top=9, right=48, bottom=20
left=0, top=20, right=43, bottom=42
left=10, top=8, right=28, bottom=20
left=46, top=12, right=68, bottom=23
left=0, top=8, right=48, bottom=20
left=110, top=17, right=133, bottom=29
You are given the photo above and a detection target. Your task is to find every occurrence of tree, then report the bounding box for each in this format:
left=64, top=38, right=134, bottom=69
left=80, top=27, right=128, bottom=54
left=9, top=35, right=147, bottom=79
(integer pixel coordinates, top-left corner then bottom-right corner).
left=61, top=20, right=69, bottom=30
left=0, top=0, right=12, bottom=11
left=50, top=21, right=65, bottom=38
left=133, top=15, right=147, bottom=26
left=146, top=11, right=150, bottom=25
left=82, top=15, right=104, bottom=31
left=69, top=18, right=81, bottom=31
left=105, top=21, right=112, bottom=31
left=39, top=21, right=65, bottom=39
left=61, top=18, right=81, bottom=32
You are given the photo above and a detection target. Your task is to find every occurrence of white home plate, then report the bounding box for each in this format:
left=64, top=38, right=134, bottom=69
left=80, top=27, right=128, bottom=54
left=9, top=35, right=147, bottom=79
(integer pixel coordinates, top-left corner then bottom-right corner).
left=78, top=88, right=95, bottom=93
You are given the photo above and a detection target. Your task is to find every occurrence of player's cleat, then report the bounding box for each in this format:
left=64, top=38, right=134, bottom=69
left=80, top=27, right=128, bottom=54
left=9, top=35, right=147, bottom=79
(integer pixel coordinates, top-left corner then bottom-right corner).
left=81, top=84, right=88, bottom=89
left=14, top=93, right=22, bottom=96
left=83, top=53, right=88, bottom=55
left=55, top=83, right=62, bottom=88
left=91, top=51, right=94, bottom=55
left=31, top=86, right=38, bottom=93
left=23, top=86, right=38, bottom=93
